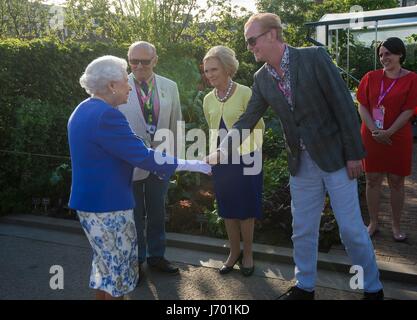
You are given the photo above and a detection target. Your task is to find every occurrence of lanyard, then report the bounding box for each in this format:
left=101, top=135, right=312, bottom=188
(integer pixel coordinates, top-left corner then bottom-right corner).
left=377, top=70, right=400, bottom=107
left=136, top=77, right=156, bottom=125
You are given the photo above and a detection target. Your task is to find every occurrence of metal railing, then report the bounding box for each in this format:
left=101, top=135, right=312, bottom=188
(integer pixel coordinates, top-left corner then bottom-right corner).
left=306, top=36, right=360, bottom=85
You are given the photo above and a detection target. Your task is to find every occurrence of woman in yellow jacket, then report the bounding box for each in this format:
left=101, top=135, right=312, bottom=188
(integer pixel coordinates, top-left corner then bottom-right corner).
left=203, top=46, right=265, bottom=277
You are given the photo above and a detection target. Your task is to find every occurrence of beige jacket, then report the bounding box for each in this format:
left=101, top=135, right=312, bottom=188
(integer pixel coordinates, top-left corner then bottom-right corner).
left=118, top=73, right=183, bottom=181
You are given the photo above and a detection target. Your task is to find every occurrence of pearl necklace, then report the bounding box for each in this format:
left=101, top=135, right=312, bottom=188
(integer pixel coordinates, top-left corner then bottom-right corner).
left=215, top=80, right=234, bottom=103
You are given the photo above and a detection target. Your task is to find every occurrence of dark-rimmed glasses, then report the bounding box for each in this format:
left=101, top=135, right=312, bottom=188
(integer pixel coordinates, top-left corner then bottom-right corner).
left=245, top=30, right=270, bottom=47
left=129, top=57, right=154, bottom=66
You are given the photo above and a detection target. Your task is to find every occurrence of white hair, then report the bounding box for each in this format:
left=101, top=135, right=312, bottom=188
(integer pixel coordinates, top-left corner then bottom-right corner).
left=79, top=55, right=128, bottom=95
left=127, top=41, right=156, bottom=57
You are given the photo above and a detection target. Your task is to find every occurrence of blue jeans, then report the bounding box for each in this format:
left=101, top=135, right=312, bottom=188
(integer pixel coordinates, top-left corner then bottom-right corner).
left=290, top=151, right=383, bottom=293
left=133, top=174, right=169, bottom=263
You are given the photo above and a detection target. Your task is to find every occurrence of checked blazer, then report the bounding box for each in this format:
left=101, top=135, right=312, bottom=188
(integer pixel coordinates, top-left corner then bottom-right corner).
left=220, top=46, right=365, bottom=176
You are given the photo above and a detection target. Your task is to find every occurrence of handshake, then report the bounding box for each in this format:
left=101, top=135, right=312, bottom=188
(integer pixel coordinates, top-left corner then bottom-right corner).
left=175, top=150, right=224, bottom=176
left=176, top=159, right=212, bottom=175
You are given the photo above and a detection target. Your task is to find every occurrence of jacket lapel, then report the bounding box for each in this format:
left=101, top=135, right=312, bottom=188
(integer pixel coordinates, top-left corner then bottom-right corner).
left=261, top=66, right=291, bottom=111
left=288, top=46, right=299, bottom=109
left=154, top=74, right=172, bottom=130
left=155, top=74, right=164, bottom=129
left=128, top=74, right=147, bottom=128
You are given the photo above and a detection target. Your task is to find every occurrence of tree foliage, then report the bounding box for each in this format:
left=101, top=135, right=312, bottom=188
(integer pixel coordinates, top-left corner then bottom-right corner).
left=63, top=0, right=202, bottom=44
left=255, top=0, right=400, bottom=46
left=0, top=0, right=51, bottom=38
left=256, top=0, right=314, bottom=47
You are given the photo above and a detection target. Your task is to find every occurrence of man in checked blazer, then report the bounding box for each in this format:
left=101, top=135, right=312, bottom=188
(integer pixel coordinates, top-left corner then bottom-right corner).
left=210, top=13, right=384, bottom=300
left=118, top=41, right=182, bottom=278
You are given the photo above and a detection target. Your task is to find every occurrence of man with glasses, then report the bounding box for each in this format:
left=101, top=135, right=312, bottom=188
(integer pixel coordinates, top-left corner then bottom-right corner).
left=118, top=41, right=183, bottom=281
left=207, top=13, right=384, bottom=300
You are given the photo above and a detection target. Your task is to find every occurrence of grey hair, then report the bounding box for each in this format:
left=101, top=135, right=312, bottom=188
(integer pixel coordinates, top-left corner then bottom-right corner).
left=203, top=46, right=239, bottom=78
left=79, top=55, right=128, bottom=95
left=127, top=41, right=157, bottom=57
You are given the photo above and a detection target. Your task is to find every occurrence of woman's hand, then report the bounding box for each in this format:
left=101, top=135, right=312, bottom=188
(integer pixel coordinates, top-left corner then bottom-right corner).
left=176, top=159, right=212, bottom=175
left=371, top=129, right=392, bottom=145
left=374, top=109, right=413, bottom=145
left=204, top=150, right=222, bottom=165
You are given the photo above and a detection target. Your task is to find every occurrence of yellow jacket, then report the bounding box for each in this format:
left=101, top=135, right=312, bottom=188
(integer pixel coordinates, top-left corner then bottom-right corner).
left=203, top=83, right=264, bottom=155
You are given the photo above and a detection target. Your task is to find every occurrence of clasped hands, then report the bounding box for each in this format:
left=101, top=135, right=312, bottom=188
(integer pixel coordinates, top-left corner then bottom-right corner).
left=371, top=129, right=393, bottom=145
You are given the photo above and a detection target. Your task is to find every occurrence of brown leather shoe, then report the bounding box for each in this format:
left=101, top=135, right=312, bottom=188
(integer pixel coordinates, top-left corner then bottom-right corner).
left=148, top=257, right=179, bottom=274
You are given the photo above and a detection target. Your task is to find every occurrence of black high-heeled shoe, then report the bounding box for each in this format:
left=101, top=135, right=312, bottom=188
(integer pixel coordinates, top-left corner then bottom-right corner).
left=240, top=253, right=255, bottom=277
left=219, top=251, right=243, bottom=275
left=240, top=265, right=255, bottom=277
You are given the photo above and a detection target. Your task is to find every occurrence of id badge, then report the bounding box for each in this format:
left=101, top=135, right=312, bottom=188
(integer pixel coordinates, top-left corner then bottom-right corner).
left=146, top=124, right=156, bottom=135
left=372, top=106, right=385, bottom=129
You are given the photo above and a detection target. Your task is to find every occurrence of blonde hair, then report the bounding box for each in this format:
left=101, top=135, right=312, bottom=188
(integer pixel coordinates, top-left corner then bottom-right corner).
left=245, top=13, right=284, bottom=42
left=203, top=46, right=239, bottom=78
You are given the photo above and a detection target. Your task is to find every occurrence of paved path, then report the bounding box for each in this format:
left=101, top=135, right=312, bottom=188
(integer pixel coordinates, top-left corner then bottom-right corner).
left=352, top=142, right=417, bottom=266
left=1, top=222, right=416, bottom=300
left=331, top=142, right=417, bottom=267
left=370, top=142, right=417, bottom=265
left=0, top=224, right=362, bottom=300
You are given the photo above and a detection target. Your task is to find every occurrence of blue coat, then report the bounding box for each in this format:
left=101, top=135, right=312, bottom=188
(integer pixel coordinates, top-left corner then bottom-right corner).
left=68, top=98, right=178, bottom=212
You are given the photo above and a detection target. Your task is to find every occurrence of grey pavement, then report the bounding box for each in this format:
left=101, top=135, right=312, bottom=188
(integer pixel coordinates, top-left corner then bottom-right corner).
left=1, top=218, right=417, bottom=300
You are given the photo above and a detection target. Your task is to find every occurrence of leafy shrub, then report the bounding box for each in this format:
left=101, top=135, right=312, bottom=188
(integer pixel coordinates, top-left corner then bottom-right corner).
left=0, top=38, right=206, bottom=216
left=0, top=97, right=70, bottom=214
left=205, top=202, right=227, bottom=238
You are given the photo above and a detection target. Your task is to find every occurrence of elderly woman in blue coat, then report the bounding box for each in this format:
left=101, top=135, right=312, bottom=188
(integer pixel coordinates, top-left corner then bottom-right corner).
left=68, top=55, right=211, bottom=300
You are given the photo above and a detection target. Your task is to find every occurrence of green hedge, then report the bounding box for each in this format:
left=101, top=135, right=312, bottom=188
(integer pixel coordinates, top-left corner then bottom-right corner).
left=0, top=38, right=203, bottom=215
left=0, top=38, right=290, bottom=224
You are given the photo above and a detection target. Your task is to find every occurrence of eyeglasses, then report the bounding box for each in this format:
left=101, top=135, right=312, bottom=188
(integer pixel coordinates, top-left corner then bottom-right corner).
left=129, top=57, right=154, bottom=66
left=245, top=30, right=270, bottom=47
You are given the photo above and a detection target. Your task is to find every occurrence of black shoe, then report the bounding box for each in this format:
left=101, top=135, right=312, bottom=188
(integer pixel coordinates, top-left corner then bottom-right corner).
left=362, top=289, right=384, bottom=300
left=278, top=286, right=315, bottom=300
left=240, top=265, right=255, bottom=277
left=147, top=257, right=179, bottom=274
left=219, top=251, right=243, bottom=275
